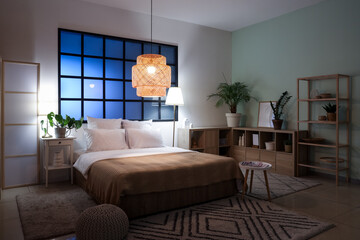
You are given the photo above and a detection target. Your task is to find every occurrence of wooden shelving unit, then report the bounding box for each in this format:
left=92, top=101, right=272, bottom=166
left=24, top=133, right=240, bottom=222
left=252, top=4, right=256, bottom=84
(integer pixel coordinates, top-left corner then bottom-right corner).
left=232, top=127, right=297, bottom=176
left=297, top=74, right=350, bottom=185
left=178, top=126, right=298, bottom=176
left=178, top=127, right=232, bottom=156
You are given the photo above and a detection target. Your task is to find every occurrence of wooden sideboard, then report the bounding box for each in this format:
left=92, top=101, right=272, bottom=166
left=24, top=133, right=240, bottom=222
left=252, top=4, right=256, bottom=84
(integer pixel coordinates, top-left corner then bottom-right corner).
left=178, top=127, right=298, bottom=177
left=178, top=127, right=232, bottom=156
left=232, top=127, right=297, bottom=176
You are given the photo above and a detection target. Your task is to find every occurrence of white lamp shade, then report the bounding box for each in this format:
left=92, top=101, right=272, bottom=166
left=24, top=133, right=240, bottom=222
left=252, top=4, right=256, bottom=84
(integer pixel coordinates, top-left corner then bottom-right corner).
left=165, top=87, right=184, bottom=106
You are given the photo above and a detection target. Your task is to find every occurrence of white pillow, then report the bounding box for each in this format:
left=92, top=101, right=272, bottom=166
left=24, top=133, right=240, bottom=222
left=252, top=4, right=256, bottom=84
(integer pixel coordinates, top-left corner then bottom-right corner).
left=126, top=128, right=164, bottom=149
left=122, top=119, right=152, bottom=129
left=84, top=129, right=128, bottom=152
left=87, top=116, right=122, bottom=129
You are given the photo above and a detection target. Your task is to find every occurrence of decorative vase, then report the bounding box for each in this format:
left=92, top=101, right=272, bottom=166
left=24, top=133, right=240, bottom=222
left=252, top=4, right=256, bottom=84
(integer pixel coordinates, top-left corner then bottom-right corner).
left=327, top=112, right=336, bottom=121
left=40, top=120, right=53, bottom=138
left=225, top=113, right=241, bottom=127
left=272, top=119, right=283, bottom=130
left=284, top=144, right=292, bottom=153
left=54, top=128, right=67, bottom=138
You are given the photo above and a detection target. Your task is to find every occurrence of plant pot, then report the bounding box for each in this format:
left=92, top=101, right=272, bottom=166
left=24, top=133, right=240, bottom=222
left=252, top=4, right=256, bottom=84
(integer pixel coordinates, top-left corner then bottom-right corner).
left=327, top=112, right=336, bottom=121
left=54, top=128, right=67, bottom=138
left=284, top=144, right=292, bottom=153
left=272, top=119, right=283, bottom=130
left=225, top=113, right=241, bottom=127
left=265, top=141, right=275, bottom=151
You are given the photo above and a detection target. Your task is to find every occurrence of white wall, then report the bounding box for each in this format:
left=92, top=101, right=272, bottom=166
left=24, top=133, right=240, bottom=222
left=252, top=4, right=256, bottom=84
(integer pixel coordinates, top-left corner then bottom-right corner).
left=0, top=0, right=232, bottom=146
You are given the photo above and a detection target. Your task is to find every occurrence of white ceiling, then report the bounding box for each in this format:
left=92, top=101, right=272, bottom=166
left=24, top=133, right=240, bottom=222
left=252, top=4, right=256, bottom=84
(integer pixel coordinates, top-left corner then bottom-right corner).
left=80, top=0, right=325, bottom=32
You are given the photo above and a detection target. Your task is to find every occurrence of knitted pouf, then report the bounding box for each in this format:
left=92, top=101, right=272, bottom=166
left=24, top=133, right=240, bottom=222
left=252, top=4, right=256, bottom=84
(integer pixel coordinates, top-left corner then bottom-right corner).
left=76, top=204, right=129, bottom=240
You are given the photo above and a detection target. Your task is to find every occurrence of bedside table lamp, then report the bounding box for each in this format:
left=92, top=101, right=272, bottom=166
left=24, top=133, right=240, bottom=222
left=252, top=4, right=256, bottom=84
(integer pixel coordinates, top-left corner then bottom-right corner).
left=165, top=87, right=184, bottom=147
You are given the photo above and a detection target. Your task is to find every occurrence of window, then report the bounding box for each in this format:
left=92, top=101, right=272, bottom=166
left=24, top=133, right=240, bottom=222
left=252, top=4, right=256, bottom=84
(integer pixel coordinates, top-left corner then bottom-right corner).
left=58, top=29, right=178, bottom=121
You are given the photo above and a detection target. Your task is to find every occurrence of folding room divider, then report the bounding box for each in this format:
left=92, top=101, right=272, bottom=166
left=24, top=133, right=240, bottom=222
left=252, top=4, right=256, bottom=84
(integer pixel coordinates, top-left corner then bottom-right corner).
left=1, top=60, right=40, bottom=189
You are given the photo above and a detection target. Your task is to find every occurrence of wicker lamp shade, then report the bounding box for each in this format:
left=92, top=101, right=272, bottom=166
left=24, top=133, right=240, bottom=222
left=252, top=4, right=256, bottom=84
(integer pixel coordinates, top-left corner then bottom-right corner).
left=132, top=54, right=171, bottom=97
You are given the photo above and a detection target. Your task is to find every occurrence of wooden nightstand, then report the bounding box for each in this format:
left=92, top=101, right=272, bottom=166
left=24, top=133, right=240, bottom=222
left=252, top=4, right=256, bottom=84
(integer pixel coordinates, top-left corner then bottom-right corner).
left=40, top=137, right=75, bottom=187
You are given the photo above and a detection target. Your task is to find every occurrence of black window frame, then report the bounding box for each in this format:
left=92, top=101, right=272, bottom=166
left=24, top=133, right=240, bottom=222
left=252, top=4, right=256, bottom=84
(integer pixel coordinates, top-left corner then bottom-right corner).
left=58, top=28, right=178, bottom=122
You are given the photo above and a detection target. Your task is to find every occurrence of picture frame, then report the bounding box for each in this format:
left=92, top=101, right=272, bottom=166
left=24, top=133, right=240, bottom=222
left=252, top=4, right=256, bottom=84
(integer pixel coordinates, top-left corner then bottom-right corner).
left=257, top=101, right=275, bottom=128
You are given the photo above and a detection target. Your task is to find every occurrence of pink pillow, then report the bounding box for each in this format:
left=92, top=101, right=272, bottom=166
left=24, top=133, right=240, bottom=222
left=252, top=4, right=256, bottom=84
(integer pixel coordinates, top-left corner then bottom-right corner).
left=87, top=116, right=122, bottom=129
left=126, top=128, right=163, bottom=149
left=122, top=119, right=152, bottom=129
left=84, top=129, right=128, bottom=152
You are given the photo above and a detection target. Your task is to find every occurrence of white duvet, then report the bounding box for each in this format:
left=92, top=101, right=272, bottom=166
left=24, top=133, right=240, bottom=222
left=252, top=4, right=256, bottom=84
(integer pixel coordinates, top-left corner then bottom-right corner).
left=74, top=147, right=192, bottom=178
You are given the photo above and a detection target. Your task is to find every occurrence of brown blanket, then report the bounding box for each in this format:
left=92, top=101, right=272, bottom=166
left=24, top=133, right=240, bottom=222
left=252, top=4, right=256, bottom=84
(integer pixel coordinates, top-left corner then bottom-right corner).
left=85, top=151, right=242, bottom=205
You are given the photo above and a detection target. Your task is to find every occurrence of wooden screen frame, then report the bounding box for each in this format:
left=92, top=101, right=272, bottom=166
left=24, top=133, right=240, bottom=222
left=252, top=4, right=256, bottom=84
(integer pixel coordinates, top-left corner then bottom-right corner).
left=1, top=60, right=40, bottom=189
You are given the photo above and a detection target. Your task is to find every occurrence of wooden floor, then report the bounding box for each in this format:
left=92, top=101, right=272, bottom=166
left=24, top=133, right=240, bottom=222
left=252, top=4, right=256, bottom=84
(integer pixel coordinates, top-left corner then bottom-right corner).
left=1, top=176, right=360, bottom=240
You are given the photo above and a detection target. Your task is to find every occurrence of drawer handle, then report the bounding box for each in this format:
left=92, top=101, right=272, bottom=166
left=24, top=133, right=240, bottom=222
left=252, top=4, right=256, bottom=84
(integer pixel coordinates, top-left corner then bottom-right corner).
left=58, top=141, right=62, bottom=144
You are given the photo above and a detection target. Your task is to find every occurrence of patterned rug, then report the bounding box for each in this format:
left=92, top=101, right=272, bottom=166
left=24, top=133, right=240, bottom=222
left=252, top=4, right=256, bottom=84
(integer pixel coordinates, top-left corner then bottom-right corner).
left=16, top=177, right=324, bottom=240
left=240, top=171, right=320, bottom=200
left=128, top=195, right=333, bottom=240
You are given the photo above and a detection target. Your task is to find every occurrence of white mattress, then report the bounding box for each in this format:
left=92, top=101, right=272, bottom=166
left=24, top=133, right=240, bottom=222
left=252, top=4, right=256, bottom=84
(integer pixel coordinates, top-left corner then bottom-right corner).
left=73, top=147, right=191, bottom=178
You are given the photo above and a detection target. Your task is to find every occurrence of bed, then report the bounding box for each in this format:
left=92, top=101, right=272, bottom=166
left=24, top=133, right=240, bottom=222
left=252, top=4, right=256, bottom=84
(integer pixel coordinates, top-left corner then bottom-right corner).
left=73, top=118, right=243, bottom=219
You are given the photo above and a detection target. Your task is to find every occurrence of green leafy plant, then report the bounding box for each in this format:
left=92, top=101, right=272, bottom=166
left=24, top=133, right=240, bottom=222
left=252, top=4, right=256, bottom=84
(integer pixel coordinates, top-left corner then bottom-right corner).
left=40, top=120, right=48, bottom=134
left=47, top=112, right=83, bottom=130
left=322, top=103, right=336, bottom=113
left=208, top=75, right=252, bottom=113
left=270, top=91, right=292, bottom=120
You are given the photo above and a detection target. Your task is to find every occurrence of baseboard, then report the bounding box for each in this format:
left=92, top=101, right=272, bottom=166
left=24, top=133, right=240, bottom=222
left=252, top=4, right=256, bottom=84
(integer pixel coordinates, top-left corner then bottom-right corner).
left=309, top=171, right=360, bottom=184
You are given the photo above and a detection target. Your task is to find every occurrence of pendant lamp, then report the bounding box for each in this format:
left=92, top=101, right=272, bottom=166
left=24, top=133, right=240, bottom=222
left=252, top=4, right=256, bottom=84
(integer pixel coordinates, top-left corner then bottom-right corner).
left=132, top=0, right=171, bottom=97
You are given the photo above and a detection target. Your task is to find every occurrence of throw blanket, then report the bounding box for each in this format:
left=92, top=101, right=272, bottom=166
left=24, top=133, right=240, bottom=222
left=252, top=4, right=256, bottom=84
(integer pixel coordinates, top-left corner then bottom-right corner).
left=85, top=151, right=242, bottom=205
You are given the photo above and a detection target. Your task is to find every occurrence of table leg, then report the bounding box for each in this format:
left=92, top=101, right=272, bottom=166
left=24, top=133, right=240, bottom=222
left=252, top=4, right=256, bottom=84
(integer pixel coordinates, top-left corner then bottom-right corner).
left=249, top=170, right=254, bottom=193
left=45, top=142, right=49, bottom=188
left=242, top=169, right=249, bottom=200
left=45, top=169, right=48, bottom=188
left=263, top=170, right=271, bottom=201
left=70, top=143, right=74, bottom=185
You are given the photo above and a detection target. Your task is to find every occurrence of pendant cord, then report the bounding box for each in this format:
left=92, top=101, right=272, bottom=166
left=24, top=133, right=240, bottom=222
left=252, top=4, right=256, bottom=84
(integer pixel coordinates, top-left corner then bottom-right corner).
left=150, top=0, right=153, bottom=54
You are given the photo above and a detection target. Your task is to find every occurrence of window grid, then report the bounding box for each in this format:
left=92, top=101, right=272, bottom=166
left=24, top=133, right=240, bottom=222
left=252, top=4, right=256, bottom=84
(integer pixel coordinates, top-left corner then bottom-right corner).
left=58, top=28, right=178, bottom=122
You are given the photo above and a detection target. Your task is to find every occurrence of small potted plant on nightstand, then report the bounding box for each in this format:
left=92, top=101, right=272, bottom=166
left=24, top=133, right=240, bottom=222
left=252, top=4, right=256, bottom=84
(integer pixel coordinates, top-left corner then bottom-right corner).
left=208, top=75, right=252, bottom=127
left=47, top=112, right=83, bottom=138
left=40, top=119, right=52, bottom=138
left=322, top=103, right=336, bottom=121
left=270, top=91, right=292, bottom=130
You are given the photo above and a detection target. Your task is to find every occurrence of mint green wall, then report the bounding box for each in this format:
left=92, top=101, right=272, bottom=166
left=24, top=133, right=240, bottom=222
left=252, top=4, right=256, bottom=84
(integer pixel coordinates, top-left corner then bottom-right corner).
left=232, top=0, right=360, bottom=180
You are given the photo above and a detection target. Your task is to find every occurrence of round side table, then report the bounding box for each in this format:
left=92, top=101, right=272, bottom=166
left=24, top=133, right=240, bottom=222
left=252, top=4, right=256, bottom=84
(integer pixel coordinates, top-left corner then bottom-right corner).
left=239, top=161, right=272, bottom=201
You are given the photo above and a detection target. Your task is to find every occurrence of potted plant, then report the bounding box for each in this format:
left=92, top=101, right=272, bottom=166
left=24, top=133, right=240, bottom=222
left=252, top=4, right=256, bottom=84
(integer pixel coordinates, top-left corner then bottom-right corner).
left=270, top=91, right=292, bottom=130
left=322, top=103, right=336, bottom=121
left=40, top=119, right=52, bottom=138
left=284, top=139, right=292, bottom=153
left=47, top=112, right=83, bottom=138
left=208, top=76, right=252, bottom=127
